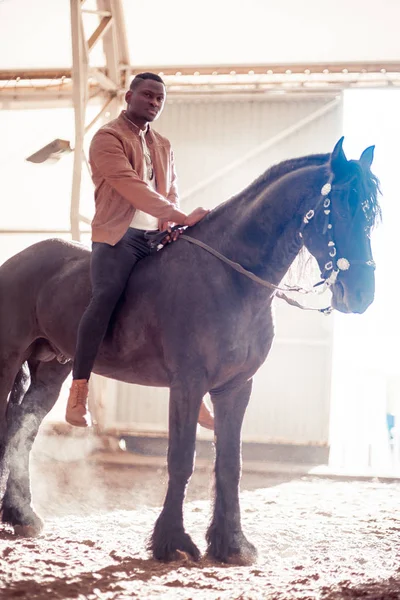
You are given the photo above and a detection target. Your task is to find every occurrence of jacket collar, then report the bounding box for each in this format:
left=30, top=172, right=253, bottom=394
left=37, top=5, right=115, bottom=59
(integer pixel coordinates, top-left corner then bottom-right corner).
left=120, top=110, right=151, bottom=137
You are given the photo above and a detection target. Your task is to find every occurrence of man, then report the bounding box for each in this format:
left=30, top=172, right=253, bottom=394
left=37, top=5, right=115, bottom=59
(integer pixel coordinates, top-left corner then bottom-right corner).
left=65, top=72, right=214, bottom=430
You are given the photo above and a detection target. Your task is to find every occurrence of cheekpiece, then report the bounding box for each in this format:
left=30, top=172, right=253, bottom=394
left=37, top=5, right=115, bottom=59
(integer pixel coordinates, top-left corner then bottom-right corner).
left=337, top=258, right=350, bottom=271
left=321, top=183, right=332, bottom=196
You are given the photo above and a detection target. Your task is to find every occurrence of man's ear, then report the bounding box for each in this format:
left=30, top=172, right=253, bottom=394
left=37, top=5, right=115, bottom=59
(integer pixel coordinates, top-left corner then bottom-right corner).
left=360, top=145, right=375, bottom=169
left=125, top=90, right=132, bottom=104
left=330, top=136, right=348, bottom=182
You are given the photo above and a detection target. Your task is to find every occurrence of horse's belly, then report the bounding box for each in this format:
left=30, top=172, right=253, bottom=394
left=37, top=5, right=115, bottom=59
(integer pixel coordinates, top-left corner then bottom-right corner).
left=92, top=339, right=169, bottom=386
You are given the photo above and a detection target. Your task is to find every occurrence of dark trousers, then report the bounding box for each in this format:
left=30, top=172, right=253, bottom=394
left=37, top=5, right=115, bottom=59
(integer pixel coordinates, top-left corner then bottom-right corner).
left=73, top=227, right=155, bottom=380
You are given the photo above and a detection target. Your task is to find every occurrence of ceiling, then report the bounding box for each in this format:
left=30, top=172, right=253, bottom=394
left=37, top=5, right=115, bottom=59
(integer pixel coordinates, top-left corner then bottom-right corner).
left=1, top=0, right=399, bottom=104
left=1, top=0, right=399, bottom=69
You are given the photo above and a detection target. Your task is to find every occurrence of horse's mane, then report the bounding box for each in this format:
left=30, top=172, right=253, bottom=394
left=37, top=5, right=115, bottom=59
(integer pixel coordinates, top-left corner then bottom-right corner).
left=207, top=153, right=331, bottom=224
left=238, top=153, right=330, bottom=201
left=226, top=151, right=381, bottom=229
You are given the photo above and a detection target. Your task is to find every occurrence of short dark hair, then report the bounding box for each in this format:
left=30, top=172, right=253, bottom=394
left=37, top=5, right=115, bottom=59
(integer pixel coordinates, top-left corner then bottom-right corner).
left=129, top=72, right=165, bottom=91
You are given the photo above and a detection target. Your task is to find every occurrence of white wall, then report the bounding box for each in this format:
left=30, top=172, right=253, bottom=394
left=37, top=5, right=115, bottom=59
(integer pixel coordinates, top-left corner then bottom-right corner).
left=329, top=89, right=400, bottom=473
left=0, top=106, right=98, bottom=265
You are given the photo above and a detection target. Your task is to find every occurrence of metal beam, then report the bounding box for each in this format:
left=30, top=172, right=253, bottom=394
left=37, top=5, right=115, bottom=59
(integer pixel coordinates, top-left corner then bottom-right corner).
left=88, top=15, right=113, bottom=51
left=89, top=67, right=119, bottom=91
left=96, top=0, right=124, bottom=119
left=84, top=95, right=116, bottom=134
left=135, top=61, right=400, bottom=76
left=110, top=0, right=131, bottom=89
left=2, top=61, right=400, bottom=82
left=1, top=61, right=399, bottom=108
left=66, top=0, right=129, bottom=241
left=70, top=0, right=89, bottom=241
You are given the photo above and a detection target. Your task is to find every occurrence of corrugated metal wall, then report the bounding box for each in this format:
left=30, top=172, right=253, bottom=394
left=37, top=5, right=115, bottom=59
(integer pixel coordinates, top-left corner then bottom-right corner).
left=98, top=94, right=343, bottom=445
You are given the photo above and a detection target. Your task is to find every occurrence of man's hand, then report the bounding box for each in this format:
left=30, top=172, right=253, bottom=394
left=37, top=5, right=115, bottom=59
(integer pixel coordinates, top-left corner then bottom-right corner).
left=160, top=222, right=184, bottom=245
left=160, top=221, right=173, bottom=233
left=183, top=207, right=210, bottom=227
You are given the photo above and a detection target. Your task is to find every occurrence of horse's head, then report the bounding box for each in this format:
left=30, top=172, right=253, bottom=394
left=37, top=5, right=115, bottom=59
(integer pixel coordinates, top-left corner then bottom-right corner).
left=302, top=137, right=381, bottom=314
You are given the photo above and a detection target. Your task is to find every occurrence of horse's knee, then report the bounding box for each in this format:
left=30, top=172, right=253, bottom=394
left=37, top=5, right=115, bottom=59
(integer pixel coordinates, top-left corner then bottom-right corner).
left=167, top=441, right=196, bottom=482
left=168, top=463, right=195, bottom=487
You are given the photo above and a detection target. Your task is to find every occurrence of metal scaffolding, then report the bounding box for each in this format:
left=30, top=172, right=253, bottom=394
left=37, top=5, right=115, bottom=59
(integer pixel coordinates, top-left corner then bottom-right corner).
left=69, top=0, right=130, bottom=240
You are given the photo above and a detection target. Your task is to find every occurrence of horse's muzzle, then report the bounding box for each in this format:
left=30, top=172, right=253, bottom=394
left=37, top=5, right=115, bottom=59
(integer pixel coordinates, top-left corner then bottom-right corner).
left=331, top=272, right=375, bottom=314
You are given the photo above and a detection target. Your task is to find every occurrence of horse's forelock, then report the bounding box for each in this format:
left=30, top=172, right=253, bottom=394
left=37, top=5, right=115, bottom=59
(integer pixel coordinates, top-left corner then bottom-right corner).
left=367, top=171, right=382, bottom=228
left=351, top=160, right=382, bottom=228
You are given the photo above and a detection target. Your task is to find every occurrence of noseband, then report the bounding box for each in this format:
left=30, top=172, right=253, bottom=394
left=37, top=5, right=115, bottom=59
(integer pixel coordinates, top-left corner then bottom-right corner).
left=300, top=177, right=376, bottom=290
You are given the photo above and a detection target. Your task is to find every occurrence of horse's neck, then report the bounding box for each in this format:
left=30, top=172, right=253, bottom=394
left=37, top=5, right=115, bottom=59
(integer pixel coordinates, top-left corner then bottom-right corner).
left=193, top=165, right=329, bottom=286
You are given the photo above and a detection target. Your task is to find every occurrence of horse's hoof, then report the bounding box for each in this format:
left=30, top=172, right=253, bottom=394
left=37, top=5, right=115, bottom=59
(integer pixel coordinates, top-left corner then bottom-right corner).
left=206, top=545, right=257, bottom=566
left=226, top=544, right=258, bottom=566
left=150, top=528, right=201, bottom=562
left=13, top=521, right=43, bottom=538
left=153, top=541, right=201, bottom=562
left=206, top=531, right=258, bottom=565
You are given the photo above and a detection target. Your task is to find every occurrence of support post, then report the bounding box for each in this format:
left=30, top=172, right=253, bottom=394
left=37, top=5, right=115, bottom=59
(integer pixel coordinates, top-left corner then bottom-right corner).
left=69, top=0, right=130, bottom=241
left=70, top=0, right=89, bottom=241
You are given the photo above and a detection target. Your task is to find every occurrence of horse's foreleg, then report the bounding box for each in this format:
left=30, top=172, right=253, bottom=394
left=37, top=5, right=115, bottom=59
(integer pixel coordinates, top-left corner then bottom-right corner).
left=2, top=359, right=71, bottom=536
left=206, top=378, right=257, bottom=565
left=149, top=381, right=203, bottom=561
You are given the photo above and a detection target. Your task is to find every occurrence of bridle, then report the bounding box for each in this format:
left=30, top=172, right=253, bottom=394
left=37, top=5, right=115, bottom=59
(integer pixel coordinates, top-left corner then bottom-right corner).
left=300, top=177, right=376, bottom=293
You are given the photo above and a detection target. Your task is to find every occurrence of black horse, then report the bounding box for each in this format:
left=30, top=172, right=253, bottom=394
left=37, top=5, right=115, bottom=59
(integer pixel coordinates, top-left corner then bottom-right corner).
left=0, top=138, right=380, bottom=564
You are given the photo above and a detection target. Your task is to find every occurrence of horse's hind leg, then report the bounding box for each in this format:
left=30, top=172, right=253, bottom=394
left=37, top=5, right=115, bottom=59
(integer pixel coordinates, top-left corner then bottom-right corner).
left=206, top=378, right=257, bottom=565
left=0, top=351, right=27, bottom=496
left=6, top=361, right=31, bottom=422
left=2, top=358, right=71, bottom=536
left=149, top=379, right=204, bottom=561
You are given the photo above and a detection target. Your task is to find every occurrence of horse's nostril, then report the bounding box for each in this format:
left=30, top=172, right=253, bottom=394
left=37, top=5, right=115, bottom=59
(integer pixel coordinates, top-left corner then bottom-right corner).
left=335, top=281, right=345, bottom=303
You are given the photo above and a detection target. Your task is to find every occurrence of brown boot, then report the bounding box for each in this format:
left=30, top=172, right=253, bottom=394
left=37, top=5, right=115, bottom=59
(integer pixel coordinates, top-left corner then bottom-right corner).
left=198, top=400, right=214, bottom=430
left=65, top=379, right=90, bottom=427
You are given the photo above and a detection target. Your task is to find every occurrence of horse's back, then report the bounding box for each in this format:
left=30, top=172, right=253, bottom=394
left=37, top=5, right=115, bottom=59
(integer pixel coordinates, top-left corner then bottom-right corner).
left=0, top=239, right=90, bottom=347
left=0, top=238, right=89, bottom=282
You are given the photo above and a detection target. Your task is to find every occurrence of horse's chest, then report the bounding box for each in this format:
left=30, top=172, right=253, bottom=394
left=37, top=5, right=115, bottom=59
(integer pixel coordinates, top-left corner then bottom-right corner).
left=213, top=314, right=274, bottom=375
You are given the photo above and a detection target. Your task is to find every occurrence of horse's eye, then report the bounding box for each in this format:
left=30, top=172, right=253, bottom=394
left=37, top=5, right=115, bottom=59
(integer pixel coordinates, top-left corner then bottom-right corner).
left=334, top=195, right=350, bottom=219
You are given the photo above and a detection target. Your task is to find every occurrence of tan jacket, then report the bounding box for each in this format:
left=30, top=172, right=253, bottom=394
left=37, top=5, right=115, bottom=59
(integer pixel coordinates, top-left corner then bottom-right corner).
left=89, top=111, right=183, bottom=245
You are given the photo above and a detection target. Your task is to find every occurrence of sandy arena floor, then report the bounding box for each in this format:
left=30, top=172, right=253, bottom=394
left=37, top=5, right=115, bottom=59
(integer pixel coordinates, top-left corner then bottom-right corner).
left=2, top=437, right=400, bottom=599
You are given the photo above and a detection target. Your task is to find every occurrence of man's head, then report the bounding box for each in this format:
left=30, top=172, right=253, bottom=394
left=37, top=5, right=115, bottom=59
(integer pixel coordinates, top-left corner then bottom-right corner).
left=125, top=73, right=166, bottom=128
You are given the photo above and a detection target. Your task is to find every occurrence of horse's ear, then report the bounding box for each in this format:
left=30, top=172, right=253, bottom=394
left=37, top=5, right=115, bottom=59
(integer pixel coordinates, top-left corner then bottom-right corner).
left=330, top=136, right=348, bottom=180
left=360, top=145, right=375, bottom=168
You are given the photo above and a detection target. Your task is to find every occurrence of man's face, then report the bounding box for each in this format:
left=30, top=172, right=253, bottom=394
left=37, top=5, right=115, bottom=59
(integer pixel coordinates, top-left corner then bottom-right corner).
left=125, top=79, right=166, bottom=124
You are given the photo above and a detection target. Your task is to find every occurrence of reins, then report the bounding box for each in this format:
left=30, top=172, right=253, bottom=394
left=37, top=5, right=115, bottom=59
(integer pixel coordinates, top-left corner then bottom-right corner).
left=146, top=175, right=375, bottom=316
left=179, top=234, right=332, bottom=315
left=178, top=179, right=338, bottom=314
left=179, top=235, right=300, bottom=294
